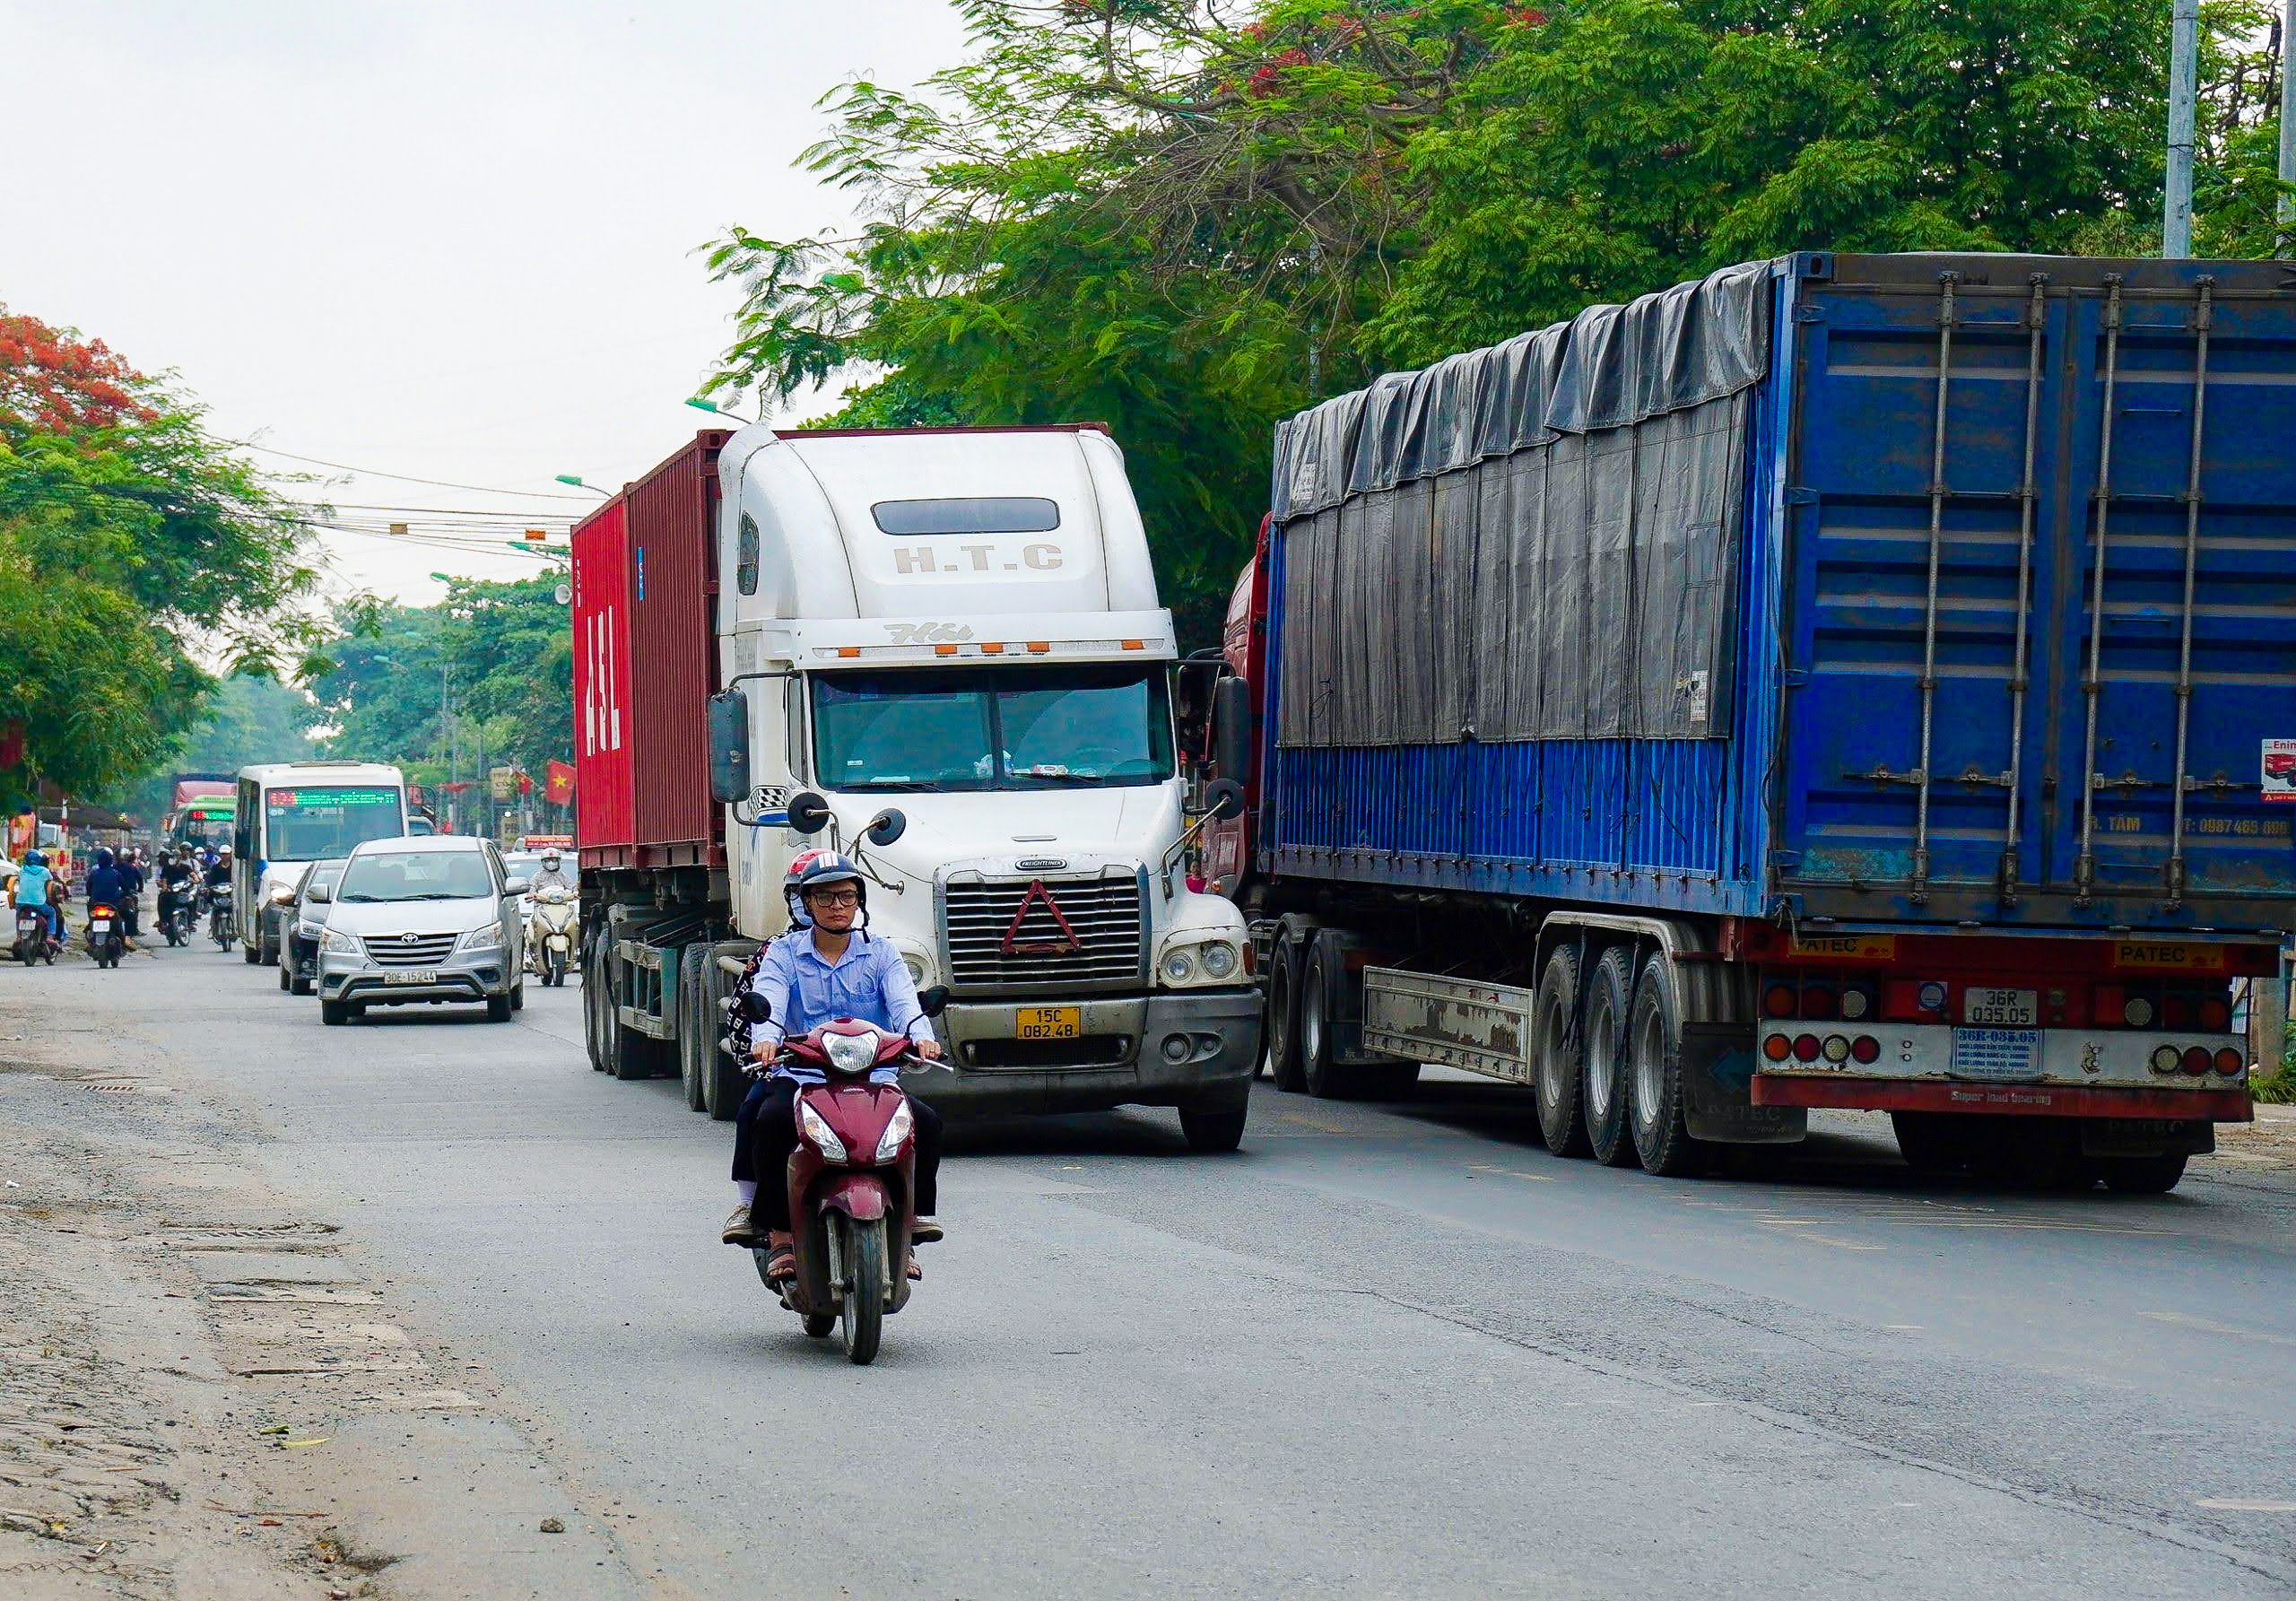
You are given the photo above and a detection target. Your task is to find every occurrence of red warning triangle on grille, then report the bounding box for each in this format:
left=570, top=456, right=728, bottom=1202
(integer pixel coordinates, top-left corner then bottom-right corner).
left=1001, top=879, right=1082, bottom=958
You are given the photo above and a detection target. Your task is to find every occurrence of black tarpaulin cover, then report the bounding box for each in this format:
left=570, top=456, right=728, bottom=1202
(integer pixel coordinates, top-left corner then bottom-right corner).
left=1270, top=259, right=1775, bottom=746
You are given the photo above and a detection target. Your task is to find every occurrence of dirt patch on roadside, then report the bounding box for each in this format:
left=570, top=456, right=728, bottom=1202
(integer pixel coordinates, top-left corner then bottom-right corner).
left=0, top=999, right=630, bottom=1597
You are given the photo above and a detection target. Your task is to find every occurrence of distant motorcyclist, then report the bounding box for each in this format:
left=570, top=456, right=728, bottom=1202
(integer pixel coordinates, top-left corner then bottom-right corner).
left=8, top=849, right=62, bottom=939
left=203, top=847, right=232, bottom=891
left=113, top=848, right=145, bottom=943
left=526, top=848, right=575, bottom=896
left=156, top=848, right=197, bottom=927
left=720, top=850, right=945, bottom=1276
left=83, top=848, right=132, bottom=950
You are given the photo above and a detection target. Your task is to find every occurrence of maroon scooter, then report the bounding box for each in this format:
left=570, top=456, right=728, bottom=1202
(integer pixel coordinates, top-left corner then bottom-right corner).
left=737, top=992, right=944, bottom=1364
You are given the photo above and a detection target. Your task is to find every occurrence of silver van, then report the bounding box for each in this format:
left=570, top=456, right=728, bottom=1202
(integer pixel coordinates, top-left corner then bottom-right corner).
left=309, top=835, right=527, bottom=1026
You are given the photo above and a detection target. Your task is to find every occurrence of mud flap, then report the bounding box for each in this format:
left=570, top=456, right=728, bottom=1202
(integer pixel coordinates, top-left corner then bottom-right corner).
left=1683, top=1022, right=1806, bottom=1144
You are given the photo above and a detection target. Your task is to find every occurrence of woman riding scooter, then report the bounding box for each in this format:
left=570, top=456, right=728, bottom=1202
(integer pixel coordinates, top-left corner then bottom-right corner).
left=720, top=851, right=946, bottom=1283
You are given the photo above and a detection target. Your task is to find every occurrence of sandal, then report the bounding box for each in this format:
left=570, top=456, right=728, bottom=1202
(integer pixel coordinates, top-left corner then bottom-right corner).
left=905, top=1258, right=922, bottom=1282
left=764, top=1244, right=797, bottom=1281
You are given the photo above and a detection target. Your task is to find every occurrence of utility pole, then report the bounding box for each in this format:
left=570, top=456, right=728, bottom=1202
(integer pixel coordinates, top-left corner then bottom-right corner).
left=2165, top=0, right=2200, bottom=257
left=2279, top=0, right=2295, bottom=254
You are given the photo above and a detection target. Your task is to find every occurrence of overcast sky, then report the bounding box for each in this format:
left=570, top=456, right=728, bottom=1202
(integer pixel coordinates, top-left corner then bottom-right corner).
left=0, top=0, right=965, bottom=606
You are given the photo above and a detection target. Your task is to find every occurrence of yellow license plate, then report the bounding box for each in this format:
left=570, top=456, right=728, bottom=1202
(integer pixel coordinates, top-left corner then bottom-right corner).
left=1014, top=1006, right=1082, bottom=1040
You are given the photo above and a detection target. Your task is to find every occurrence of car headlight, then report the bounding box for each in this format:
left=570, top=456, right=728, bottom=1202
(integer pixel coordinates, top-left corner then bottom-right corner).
left=798, top=1099, right=848, bottom=1162
left=318, top=927, right=361, bottom=957
left=822, top=1028, right=882, bottom=1076
left=1161, top=948, right=1196, bottom=984
left=459, top=924, right=503, bottom=953
left=1200, top=941, right=1239, bottom=979
left=874, top=1098, right=915, bottom=1163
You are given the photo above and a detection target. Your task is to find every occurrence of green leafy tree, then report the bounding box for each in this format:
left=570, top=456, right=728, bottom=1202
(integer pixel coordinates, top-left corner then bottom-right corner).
left=705, top=0, right=2288, bottom=643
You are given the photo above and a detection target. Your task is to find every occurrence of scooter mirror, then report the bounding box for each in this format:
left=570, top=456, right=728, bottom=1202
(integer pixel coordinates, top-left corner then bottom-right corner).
left=786, top=791, right=831, bottom=836
left=738, top=991, right=773, bottom=1023
left=916, top=985, right=950, bottom=1018
left=863, top=808, right=907, bottom=848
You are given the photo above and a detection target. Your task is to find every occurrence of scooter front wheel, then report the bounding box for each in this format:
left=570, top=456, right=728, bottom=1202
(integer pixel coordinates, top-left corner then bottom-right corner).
left=839, top=1215, right=886, bottom=1365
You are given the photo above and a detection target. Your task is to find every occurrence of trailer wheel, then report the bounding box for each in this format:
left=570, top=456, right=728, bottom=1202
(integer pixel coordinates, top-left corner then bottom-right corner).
left=583, top=938, right=610, bottom=1072
left=1626, top=952, right=1705, bottom=1178
left=1265, top=937, right=1307, bottom=1093
left=606, top=945, right=663, bottom=1081
left=701, top=951, right=748, bottom=1122
left=2099, top=1153, right=2187, bottom=1195
left=1300, top=937, right=1354, bottom=1100
left=1581, top=946, right=1639, bottom=1167
left=1534, top=945, right=1590, bottom=1158
left=1890, top=1112, right=1965, bottom=1175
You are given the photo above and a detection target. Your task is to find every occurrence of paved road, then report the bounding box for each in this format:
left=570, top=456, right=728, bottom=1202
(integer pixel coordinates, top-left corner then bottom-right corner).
left=49, top=940, right=2296, bottom=1597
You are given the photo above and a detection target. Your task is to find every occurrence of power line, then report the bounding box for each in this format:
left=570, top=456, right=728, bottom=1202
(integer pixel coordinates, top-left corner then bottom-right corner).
left=240, top=443, right=601, bottom=501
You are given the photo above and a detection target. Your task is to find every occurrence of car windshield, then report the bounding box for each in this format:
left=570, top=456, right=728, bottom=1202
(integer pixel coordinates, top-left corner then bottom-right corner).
left=810, top=664, right=1174, bottom=793
left=264, top=786, right=404, bottom=860
left=335, top=850, right=494, bottom=903
left=500, top=853, right=542, bottom=882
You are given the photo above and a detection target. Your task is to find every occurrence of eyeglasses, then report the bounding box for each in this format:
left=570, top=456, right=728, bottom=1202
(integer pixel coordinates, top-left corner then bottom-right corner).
left=807, top=888, right=861, bottom=908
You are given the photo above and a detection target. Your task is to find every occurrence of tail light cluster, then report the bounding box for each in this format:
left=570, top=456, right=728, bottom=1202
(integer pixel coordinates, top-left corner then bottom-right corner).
left=2148, top=1044, right=2248, bottom=1080
left=2095, top=985, right=2231, bottom=1032
left=1761, top=1031, right=1881, bottom=1066
left=1761, top=978, right=1879, bottom=1022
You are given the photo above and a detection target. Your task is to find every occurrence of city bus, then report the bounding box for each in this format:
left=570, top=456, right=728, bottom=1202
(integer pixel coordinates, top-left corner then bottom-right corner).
left=232, top=761, right=410, bottom=963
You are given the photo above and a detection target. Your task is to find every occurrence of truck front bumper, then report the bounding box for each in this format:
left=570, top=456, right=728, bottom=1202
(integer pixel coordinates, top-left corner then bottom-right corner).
left=910, top=988, right=1262, bottom=1116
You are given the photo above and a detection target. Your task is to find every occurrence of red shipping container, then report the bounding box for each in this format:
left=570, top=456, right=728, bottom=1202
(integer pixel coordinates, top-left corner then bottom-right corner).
left=569, top=431, right=728, bottom=869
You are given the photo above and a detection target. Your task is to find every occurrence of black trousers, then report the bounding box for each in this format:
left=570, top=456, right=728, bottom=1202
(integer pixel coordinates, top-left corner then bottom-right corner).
left=732, top=1077, right=942, bottom=1231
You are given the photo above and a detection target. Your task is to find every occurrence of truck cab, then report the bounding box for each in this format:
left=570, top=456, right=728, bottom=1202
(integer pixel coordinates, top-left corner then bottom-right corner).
left=709, top=424, right=1258, bottom=1143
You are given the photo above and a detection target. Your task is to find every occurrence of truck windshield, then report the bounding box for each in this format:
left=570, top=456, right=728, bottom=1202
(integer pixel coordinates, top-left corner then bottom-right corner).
left=811, top=665, right=1174, bottom=792
left=263, top=787, right=404, bottom=860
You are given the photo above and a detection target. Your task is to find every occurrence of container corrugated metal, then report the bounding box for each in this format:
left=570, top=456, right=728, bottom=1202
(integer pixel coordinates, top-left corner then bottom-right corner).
left=571, top=499, right=634, bottom=856
left=624, top=431, right=728, bottom=858
left=1261, top=252, right=2296, bottom=935
left=569, top=431, right=729, bottom=869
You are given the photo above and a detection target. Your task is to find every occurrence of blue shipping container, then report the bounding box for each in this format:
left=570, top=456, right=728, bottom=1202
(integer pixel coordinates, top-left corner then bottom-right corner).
left=1260, top=252, right=2296, bottom=934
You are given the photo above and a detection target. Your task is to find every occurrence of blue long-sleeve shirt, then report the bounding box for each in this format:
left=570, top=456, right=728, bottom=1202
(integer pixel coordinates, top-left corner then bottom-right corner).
left=727, top=927, right=931, bottom=1086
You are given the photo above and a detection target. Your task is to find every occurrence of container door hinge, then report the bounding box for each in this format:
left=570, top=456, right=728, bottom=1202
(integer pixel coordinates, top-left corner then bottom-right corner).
left=1793, top=304, right=1828, bottom=323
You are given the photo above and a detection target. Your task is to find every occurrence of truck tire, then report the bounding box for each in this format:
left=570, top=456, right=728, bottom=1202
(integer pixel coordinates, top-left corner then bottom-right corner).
left=1265, top=937, right=1307, bottom=1093
left=1300, top=936, right=1355, bottom=1100
left=583, top=939, right=609, bottom=1072
left=703, top=958, right=747, bottom=1122
left=1534, top=944, right=1590, bottom=1157
left=678, top=955, right=709, bottom=1112
left=1178, top=1100, right=1248, bottom=1153
left=1581, top=946, right=1639, bottom=1168
left=2100, top=1153, right=2187, bottom=1194
left=1626, top=951, right=1705, bottom=1177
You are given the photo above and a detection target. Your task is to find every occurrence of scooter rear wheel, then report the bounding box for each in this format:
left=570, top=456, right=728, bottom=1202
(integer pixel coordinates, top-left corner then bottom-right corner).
left=839, top=1216, right=886, bottom=1366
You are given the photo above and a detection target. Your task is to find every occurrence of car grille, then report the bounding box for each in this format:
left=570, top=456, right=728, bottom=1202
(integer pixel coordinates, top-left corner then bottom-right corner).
left=367, top=932, right=459, bottom=967
left=942, top=873, right=1144, bottom=990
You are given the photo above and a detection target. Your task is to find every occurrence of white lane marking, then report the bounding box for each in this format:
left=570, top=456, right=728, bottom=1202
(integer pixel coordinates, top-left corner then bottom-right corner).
left=2141, top=1310, right=2296, bottom=1349
left=2195, top=1499, right=2296, bottom=1512
left=1465, top=1163, right=1557, bottom=1184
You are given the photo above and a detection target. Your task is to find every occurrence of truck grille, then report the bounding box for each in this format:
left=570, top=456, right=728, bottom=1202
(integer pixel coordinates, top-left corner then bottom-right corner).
left=942, top=874, right=1144, bottom=990
left=368, top=932, right=459, bottom=967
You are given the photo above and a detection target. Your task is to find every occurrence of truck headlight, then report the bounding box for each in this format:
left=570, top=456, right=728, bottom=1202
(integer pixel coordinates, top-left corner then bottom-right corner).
left=319, top=927, right=361, bottom=958
left=1199, top=942, right=1239, bottom=979
left=1161, top=949, right=1196, bottom=984
left=901, top=952, right=930, bottom=986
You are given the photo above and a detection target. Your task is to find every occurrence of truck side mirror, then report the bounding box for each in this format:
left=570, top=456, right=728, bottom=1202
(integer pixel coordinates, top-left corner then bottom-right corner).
left=916, top=984, right=950, bottom=1018
left=1212, top=674, right=1253, bottom=781
left=786, top=791, right=831, bottom=836
left=863, top=808, right=907, bottom=847
left=738, top=991, right=773, bottom=1023
left=707, top=691, right=752, bottom=805
left=1205, top=778, right=1245, bottom=822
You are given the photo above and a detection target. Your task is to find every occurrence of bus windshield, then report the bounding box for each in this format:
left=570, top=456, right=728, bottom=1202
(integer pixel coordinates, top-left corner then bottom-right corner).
left=810, top=664, right=1174, bottom=793
left=263, top=786, right=404, bottom=860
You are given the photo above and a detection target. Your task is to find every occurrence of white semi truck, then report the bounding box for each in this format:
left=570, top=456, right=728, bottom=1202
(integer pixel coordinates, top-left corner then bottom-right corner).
left=572, top=425, right=1261, bottom=1149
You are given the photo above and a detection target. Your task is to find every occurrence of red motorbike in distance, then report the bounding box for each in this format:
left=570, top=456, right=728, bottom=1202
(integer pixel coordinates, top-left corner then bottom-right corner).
left=736, top=988, right=947, bottom=1365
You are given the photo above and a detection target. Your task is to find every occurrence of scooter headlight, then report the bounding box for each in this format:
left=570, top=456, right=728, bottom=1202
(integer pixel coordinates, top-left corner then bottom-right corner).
left=874, top=1098, right=915, bottom=1163
left=822, top=1028, right=881, bottom=1076
left=798, top=1099, right=848, bottom=1162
